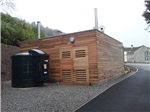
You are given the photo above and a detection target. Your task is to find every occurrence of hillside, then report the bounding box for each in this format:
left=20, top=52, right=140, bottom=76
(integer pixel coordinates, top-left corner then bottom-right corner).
left=1, top=13, right=64, bottom=47
left=26, top=21, right=65, bottom=37
left=1, top=44, right=20, bottom=81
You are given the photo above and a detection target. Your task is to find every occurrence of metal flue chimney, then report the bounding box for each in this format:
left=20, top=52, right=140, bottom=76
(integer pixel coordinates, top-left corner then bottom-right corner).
left=94, top=8, right=98, bottom=30
left=131, top=45, right=133, bottom=49
left=37, top=21, right=40, bottom=39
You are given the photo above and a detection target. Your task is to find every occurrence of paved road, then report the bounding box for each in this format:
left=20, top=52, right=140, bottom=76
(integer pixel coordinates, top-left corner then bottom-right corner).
left=76, top=63, right=150, bottom=112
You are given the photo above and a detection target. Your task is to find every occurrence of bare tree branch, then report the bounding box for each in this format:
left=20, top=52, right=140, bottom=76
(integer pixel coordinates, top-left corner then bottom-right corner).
left=0, top=0, right=16, bottom=14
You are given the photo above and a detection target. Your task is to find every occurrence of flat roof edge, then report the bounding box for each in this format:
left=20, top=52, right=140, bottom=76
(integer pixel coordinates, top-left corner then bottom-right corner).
left=20, top=29, right=122, bottom=44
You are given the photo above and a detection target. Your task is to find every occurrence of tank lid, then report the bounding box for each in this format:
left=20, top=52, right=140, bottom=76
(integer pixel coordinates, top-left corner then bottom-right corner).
left=29, top=49, right=49, bottom=55
left=15, top=53, right=31, bottom=55
left=11, top=53, right=31, bottom=58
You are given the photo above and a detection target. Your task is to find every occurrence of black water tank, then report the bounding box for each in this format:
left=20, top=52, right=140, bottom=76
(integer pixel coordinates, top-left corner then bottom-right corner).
left=11, top=49, right=50, bottom=88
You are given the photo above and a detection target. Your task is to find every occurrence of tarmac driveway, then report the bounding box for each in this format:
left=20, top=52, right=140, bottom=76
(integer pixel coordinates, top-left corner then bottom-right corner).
left=76, top=63, right=150, bottom=112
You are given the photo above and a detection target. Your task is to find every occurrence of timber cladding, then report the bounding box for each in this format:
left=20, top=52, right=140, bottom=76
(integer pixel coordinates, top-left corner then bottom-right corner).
left=20, top=29, right=124, bottom=86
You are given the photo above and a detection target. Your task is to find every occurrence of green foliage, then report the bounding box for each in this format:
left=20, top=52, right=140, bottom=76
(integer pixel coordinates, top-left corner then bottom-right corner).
left=32, top=26, right=45, bottom=38
left=1, top=13, right=64, bottom=47
left=143, top=11, right=150, bottom=24
left=142, top=1, right=150, bottom=24
left=27, top=22, right=65, bottom=37
left=1, top=13, right=45, bottom=46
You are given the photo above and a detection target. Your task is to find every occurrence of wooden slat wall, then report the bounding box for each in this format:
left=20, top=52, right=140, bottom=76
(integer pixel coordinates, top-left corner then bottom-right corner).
left=96, top=31, right=124, bottom=82
left=20, top=30, right=98, bottom=82
left=20, top=29, right=124, bottom=85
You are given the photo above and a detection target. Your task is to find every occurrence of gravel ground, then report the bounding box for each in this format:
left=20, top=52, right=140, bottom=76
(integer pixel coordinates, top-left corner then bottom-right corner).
left=1, top=72, right=136, bottom=112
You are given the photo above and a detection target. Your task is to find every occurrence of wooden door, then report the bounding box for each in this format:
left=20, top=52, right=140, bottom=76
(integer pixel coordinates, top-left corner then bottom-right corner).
left=60, top=46, right=73, bottom=85
left=60, top=46, right=89, bottom=86
left=73, top=46, right=89, bottom=85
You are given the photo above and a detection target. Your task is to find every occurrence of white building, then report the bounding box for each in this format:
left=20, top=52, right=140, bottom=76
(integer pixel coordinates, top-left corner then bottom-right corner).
left=124, top=45, right=150, bottom=63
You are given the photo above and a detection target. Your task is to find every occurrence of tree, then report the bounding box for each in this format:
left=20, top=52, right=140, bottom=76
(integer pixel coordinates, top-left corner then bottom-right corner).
left=142, top=1, right=150, bottom=24
left=25, top=21, right=65, bottom=37
left=32, top=26, right=46, bottom=38
left=31, top=22, right=36, bottom=27
left=1, top=13, right=38, bottom=46
left=0, top=0, right=16, bottom=14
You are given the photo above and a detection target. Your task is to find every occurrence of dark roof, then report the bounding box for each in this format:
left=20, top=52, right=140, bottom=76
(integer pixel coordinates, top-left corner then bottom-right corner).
left=124, top=46, right=143, bottom=55
left=57, top=30, right=62, bottom=33
left=128, top=47, right=141, bottom=55
left=124, top=48, right=131, bottom=52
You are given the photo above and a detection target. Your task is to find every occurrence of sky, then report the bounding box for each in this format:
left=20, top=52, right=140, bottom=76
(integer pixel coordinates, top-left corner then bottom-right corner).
left=12, top=0, right=150, bottom=47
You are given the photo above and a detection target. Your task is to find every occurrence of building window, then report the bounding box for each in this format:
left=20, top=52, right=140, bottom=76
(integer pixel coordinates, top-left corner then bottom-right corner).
left=148, top=52, right=150, bottom=56
left=145, top=51, right=150, bottom=61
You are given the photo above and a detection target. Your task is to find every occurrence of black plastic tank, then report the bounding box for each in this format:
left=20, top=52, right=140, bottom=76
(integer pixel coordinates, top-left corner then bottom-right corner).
left=11, top=49, right=50, bottom=88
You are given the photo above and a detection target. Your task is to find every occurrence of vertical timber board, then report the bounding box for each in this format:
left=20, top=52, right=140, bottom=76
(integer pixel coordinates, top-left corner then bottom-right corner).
left=96, top=31, right=124, bottom=82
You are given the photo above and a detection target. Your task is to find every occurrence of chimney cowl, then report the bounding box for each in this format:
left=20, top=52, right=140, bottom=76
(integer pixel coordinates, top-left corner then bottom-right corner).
left=131, top=45, right=133, bottom=49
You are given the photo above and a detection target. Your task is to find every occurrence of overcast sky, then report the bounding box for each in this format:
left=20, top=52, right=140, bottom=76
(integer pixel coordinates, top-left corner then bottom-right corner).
left=13, top=0, right=149, bottom=47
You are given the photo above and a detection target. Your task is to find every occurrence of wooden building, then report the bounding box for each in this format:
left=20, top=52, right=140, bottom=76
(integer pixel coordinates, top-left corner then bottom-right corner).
left=20, top=29, right=124, bottom=86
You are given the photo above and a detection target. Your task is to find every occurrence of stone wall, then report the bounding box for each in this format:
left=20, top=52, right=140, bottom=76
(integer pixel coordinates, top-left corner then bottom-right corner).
left=134, top=46, right=150, bottom=63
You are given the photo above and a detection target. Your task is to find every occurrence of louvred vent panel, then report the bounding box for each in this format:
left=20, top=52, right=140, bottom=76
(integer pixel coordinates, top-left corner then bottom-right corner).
left=75, top=50, right=86, bottom=58
left=62, top=70, right=71, bottom=82
left=76, top=70, right=86, bottom=82
left=62, top=51, right=70, bottom=59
